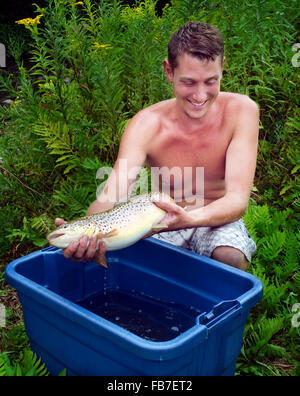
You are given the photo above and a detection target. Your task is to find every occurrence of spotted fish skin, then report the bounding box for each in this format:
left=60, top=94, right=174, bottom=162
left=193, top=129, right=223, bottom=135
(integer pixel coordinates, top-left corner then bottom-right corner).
left=47, top=193, right=172, bottom=251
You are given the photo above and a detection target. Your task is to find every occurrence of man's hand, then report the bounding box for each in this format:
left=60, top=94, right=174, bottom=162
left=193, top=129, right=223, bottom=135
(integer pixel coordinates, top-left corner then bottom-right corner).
left=152, top=199, right=195, bottom=231
left=54, top=218, right=107, bottom=265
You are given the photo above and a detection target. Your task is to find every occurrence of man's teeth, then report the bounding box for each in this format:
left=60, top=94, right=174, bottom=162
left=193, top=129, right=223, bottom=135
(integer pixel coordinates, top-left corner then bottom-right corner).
left=190, top=100, right=206, bottom=107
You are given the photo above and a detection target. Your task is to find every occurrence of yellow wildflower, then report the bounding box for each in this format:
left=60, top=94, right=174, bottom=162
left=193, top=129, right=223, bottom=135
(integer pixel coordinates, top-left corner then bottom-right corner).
left=93, top=42, right=112, bottom=50
left=16, top=14, right=43, bottom=29
left=68, top=0, right=83, bottom=6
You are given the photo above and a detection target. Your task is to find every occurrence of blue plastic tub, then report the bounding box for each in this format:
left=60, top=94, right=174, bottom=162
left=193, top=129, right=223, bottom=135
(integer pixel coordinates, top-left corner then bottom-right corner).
left=5, top=238, right=263, bottom=376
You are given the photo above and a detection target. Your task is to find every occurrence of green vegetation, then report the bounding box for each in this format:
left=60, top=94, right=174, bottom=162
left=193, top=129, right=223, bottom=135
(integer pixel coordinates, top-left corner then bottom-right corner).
left=0, top=0, right=299, bottom=376
left=0, top=349, right=49, bottom=376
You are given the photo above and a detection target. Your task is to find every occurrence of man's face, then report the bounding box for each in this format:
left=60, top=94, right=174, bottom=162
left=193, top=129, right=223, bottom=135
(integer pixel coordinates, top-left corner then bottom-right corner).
left=164, top=52, right=225, bottom=119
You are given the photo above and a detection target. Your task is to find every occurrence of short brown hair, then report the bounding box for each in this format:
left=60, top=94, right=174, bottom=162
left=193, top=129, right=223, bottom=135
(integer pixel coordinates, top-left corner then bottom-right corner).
left=168, top=21, right=224, bottom=70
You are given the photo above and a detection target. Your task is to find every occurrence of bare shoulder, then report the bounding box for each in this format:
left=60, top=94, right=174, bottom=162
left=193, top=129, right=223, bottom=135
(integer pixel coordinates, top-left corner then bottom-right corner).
left=122, top=100, right=172, bottom=143
left=220, top=93, right=259, bottom=145
left=221, top=92, right=259, bottom=115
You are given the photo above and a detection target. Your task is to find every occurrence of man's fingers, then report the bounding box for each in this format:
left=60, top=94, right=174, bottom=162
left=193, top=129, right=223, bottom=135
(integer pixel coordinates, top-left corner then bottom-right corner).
left=73, top=235, right=89, bottom=259
left=55, top=217, right=67, bottom=227
left=84, top=236, right=99, bottom=260
left=62, top=235, right=107, bottom=265
left=153, top=200, right=179, bottom=224
left=62, top=240, right=79, bottom=259
left=153, top=199, right=180, bottom=213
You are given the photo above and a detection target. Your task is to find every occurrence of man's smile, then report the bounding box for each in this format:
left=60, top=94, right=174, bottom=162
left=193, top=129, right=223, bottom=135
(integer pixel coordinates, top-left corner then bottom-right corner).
left=187, top=98, right=208, bottom=109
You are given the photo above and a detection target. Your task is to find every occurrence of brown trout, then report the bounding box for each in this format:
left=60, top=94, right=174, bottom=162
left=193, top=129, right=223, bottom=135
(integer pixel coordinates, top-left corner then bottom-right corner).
left=47, top=193, right=172, bottom=267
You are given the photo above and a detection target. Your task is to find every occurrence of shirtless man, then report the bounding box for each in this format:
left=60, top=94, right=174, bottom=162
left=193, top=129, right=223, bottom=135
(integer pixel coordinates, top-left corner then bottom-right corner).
left=57, top=22, right=259, bottom=271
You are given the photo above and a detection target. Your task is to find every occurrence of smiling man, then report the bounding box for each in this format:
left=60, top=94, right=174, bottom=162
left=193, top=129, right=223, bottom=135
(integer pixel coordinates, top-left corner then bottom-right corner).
left=56, top=21, right=259, bottom=270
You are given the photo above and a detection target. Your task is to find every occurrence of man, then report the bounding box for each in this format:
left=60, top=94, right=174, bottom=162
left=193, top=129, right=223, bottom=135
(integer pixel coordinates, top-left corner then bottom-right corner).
left=56, top=21, right=258, bottom=270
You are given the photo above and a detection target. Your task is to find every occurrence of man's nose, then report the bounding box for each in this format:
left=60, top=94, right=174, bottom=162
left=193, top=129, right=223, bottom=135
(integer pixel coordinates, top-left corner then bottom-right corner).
left=192, top=86, right=206, bottom=102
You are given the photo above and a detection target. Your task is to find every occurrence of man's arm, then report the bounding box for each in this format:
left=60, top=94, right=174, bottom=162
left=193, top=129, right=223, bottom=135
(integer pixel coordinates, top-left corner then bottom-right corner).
left=155, top=97, right=259, bottom=229
left=86, top=110, right=156, bottom=215
left=58, top=110, right=156, bottom=263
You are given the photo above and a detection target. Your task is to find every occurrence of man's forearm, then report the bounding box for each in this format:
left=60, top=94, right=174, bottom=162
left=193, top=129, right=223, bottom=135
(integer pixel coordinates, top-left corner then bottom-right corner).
left=188, top=193, right=248, bottom=228
left=86, top=199, right=115, bottom=215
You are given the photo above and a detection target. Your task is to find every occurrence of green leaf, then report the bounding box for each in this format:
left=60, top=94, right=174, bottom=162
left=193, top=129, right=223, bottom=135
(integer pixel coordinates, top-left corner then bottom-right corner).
left=280, top=184, right=292, bottom=195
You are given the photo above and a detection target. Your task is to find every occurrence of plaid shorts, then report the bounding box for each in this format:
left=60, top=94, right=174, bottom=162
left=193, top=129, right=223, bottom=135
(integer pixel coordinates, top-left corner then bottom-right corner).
left=152, top=218, right=257, bottom=262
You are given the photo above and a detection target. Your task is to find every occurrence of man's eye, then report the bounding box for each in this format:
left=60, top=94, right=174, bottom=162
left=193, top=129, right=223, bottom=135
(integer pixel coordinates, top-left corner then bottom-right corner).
left=206, top=80, right=217, bottom=85
left=183, top=81, right=194, bottom=86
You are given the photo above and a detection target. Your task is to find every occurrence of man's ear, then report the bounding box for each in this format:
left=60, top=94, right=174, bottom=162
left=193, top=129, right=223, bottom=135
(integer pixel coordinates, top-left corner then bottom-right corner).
left=222, top=56, right=226, bottom=69
left=220, top=56, right=226, bottom=79
left=163, top=59, right=173, bottom=83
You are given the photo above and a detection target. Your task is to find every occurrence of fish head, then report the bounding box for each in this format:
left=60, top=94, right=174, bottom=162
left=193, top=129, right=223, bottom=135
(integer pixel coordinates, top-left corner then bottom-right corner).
left=47, top=223, right=92, bottom=249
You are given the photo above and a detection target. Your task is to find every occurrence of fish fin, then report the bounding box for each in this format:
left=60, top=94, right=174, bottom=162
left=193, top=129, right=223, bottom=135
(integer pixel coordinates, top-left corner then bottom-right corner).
left=151, top=223, right=168, bottom=232
left=84, top=226, right=96, bottom=237
left=100, top=256, right=108, bottom=268
left=96, top=228, right=119, bottom=239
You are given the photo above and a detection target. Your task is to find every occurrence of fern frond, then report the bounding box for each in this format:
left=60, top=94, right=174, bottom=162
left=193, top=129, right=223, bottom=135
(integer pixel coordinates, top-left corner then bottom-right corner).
left=243, top=203, right=271, bottom=241
left=31, top=214, right=53, bottom=234
left=275, top=233, right=300, bottom=281
left=250, top=266, right=289, bottom=315
left=291, top=271, right=300, bottom=293
left=32, top=121, right=78, bottom=174
left=0, top=350, right=49, bottom=376
left=22, top=350, right=49, bottom=376
left=259, top=230, right=286, bottom=260
left=54, top=183, right=93, bottom=218
left=263, top=343, right=287, bottom=359
left=244, top=316, right=286, bottom=359
left=0, top=357, right=6, bottom=376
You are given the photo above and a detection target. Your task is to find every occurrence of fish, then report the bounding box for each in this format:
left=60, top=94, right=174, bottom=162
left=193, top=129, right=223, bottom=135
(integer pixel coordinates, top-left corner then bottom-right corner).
left=47, top=192, right=173, bottom=267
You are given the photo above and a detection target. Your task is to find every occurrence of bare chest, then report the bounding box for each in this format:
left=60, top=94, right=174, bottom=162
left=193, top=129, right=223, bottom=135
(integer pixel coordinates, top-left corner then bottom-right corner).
left=146, top=123, right=232, bottom=179
left=145, top=117, right=233, bottom=206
